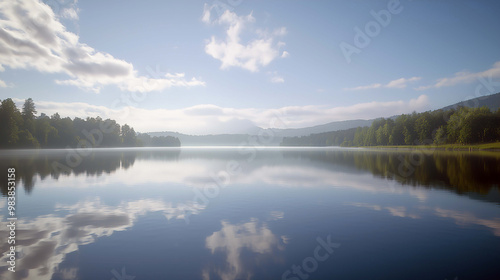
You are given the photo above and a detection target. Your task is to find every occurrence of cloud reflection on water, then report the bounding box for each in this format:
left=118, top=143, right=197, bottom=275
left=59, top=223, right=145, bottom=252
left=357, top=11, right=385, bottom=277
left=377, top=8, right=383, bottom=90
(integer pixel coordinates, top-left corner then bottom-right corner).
left=0, top=198, right=199, bottom=280
left=203, top=218, right=286, bottom=280
left=0, top=148, right=498, bottom=279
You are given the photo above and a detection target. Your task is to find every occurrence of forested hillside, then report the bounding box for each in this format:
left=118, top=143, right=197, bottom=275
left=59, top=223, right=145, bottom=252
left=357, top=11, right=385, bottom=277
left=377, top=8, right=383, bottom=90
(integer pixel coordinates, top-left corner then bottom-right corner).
left=0, top=98, right=180, bottom=149
left=281, top=106, right=500, bottom=147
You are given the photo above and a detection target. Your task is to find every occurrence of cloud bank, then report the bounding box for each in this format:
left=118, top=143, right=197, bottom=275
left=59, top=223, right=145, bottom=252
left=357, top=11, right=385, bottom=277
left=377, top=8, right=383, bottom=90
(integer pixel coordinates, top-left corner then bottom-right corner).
left=13, top=95, right=429, bottom=134
left=0, top=0, right=204, bottom=93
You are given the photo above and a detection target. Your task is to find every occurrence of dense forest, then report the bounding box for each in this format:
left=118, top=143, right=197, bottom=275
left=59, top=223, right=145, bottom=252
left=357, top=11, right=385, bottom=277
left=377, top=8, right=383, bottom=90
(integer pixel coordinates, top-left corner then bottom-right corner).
left=0, top=98, right=180, bottom=149
left=281, top=106, right=500, bottom=147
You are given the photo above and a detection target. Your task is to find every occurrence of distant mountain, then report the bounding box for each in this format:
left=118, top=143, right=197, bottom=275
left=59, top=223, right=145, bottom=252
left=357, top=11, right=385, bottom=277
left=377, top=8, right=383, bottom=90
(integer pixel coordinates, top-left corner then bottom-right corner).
left=147, top=132, right=282, bottom=146
left=148, top=119, right=374, bottom=146
left=260, top=119, right=374, bottom=138
left=440, top=92, right=500, bottom=112
left=148, top=92, right=500, bottom=146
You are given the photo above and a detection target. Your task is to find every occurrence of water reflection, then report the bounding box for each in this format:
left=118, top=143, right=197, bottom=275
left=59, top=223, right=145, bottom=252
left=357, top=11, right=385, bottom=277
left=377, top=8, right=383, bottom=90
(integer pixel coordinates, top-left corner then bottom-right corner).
left=1, top=148, right=499, bottom=196
left=203, top=218, right=286, bottom=280
left=434, top=208, right=500, bottom=236
left=0, top=198, right=192, bottom=280
left=0, top=147, right=499, bottom=279
left=0, top=148, right=180, bottom=194
left=282, top=149, right=500, bottom=194
left=346, top=202, right=500, bottom=237
left=347, top=202, right=421, bottom=219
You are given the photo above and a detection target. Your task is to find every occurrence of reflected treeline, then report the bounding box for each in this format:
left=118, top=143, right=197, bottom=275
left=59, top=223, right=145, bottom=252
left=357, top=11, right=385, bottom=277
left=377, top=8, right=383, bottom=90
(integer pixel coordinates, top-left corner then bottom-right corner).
left=2, top=147, right=499, bottom=196
left=282, top=149, right=500, bottom=194
left=0, top=148, right=180, bottom=195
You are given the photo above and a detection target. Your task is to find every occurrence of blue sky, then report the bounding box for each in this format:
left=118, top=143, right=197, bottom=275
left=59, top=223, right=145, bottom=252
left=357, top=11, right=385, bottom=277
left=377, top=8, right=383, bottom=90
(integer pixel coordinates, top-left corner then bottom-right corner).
left=1, top=0, right=500, bottom=134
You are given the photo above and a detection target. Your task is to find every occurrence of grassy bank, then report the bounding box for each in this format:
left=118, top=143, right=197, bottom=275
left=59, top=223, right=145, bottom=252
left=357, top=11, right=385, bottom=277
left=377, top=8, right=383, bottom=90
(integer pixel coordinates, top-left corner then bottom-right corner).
left=363, top=142, right=500, bottom=151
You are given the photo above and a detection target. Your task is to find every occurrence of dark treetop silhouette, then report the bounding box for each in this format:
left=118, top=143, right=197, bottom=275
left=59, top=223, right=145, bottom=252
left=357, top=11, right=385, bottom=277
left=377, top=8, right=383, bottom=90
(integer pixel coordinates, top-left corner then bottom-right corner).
left=0, top=98, right=180, bottom=149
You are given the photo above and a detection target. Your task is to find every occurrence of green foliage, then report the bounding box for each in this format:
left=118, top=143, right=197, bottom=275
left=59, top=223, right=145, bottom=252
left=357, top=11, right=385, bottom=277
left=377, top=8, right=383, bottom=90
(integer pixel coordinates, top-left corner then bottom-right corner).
left=137, top=133, right=181, bottom=147
left=364, top=125, right=376, bottom=146
left=17, top=130, right=40, bottom=148
left=121, top=124, right=137, bottom=147
left=0, top=98, right=181, bottom=149
left=434, top=126, right=447, bottom=145
left=415, top=113, right=431, bottom=142
left=0, top=98, right=22, bottom=146
left=22, top=98, right=37, bottom=134
left=281, top=106, right=500, bottom=147
left=403, top=127, right=413, bottom=145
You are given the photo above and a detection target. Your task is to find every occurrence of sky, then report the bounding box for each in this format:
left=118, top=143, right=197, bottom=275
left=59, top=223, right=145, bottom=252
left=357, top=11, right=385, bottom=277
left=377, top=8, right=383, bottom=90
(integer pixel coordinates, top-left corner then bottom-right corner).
left=1, top=0, right=500, bottom=134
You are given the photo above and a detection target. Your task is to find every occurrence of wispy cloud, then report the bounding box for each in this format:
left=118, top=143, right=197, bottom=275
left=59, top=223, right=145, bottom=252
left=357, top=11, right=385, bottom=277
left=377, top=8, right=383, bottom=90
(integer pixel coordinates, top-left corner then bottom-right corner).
left=416, top=61, right=500, bottom=90
left=386, top=77, right=421, bottom=88
left=268, top=71, right=284, bottom=83
left=345, top=77, right=421, bottom=91
left=0, top=79, right=8, bottom=88
left=0, top=0, right=204, bottom=93
left=13, top=95, right=429, bottom=134
left=271, top=76, right=285, bottom=83
left=345, top=83, right=382, bottom=91
left=61, top=7, right=79, bottom=20
left=203, top=5, right=287, bottom=72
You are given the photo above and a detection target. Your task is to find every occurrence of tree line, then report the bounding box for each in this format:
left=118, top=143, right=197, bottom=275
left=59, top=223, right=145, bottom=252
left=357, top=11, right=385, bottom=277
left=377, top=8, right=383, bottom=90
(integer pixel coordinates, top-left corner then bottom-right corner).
left=281, top=106, right=500, bottom=147
left=0, top=98, right=180, bottom=149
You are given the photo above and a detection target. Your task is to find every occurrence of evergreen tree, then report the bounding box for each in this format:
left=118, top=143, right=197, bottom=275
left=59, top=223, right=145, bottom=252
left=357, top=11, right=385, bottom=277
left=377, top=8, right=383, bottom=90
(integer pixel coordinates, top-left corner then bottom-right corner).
left=22, top=98, right=37, bottom=135
left=0, top=98, right=21, bottom=147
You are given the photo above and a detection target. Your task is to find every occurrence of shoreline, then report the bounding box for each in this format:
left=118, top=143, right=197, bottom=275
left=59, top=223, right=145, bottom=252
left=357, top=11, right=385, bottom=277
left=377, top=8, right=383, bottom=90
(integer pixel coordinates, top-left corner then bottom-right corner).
left=279, top=142, right=500, bottom=152
left=1, top=143, right=500, bottom=152
left=358, top=142, right=500, bottom=152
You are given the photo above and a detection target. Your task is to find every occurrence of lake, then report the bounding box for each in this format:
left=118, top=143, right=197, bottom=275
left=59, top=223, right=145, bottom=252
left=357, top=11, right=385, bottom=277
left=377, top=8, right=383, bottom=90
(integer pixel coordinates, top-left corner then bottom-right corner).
left=1, top=147, right=499, bottom=280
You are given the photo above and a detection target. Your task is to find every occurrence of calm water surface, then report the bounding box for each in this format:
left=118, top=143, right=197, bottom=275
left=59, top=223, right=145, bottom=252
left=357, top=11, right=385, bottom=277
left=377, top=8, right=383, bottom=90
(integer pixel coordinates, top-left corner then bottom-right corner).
left=0, top=147, right=499, bottom=280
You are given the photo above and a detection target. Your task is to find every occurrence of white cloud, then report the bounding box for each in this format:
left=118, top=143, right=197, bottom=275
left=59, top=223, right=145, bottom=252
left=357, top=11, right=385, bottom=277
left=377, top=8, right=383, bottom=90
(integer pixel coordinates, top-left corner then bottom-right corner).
left=203, top=6, right=287, bottom=72
left=345, top=77, right=421, bottom=91
left=0, top=79, right=7, bottom=88
left=281, top=50, right=290, bottom=58
left=13, top=95, right=429, bottom=134
left=0, top=0, right=204, bottom=93
left=416, top=61, right=500, bottom=90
